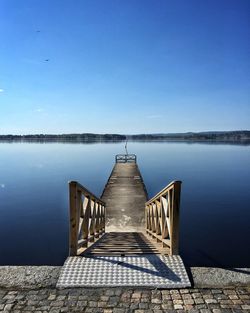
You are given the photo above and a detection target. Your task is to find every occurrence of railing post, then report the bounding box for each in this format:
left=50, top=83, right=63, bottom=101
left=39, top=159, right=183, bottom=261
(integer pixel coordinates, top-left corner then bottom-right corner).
left=82, top=196, right=90, bottom=247
left=170, top=182, right=181, bottom=255
left=69, top=181, right=79, bottom=256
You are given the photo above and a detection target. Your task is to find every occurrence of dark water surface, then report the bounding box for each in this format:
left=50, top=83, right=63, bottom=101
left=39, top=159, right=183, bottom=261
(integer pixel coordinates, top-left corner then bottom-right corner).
left=0, top=142, right=249, bottom=267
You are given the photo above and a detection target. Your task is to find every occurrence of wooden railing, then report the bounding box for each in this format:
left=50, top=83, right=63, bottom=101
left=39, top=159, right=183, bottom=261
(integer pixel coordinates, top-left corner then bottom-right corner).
left=145, top=181, right=181, bottom=255
left=69, top=181, right=106, bottom=256
left=116, top=154, right=137, bottom=163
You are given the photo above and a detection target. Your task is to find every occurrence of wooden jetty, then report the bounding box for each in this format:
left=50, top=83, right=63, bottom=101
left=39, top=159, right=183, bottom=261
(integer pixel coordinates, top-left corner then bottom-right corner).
left=69, top=154, right=181, bottom=256
left=58, top=154, right=190, bottom=288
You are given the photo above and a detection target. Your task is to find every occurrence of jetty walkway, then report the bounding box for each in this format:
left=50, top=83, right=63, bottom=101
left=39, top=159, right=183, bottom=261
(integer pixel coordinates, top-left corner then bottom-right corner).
left=57, top=154, right=189, bottom=289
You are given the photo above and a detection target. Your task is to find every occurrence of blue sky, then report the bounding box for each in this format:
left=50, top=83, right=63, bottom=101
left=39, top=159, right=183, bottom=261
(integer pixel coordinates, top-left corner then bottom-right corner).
left=0, top=0, right=249, bottom=134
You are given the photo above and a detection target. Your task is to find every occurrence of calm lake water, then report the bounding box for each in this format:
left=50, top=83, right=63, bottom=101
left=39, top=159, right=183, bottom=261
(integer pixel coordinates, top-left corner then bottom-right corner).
left=0, top=141, right=249, bottom=267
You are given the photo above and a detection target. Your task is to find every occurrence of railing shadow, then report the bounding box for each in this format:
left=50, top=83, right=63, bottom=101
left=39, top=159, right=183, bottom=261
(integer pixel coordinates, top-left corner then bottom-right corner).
left=81, top=232, right=180, bottom=282
left=82, top=232, right=158, bottom=254
left=89, top=254, right=181, bottom=282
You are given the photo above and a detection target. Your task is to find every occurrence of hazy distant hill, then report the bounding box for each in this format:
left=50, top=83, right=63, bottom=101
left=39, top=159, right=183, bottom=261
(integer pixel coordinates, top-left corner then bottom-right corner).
left=0, top=131, right=249, bottom=142
left=128, top=130, right=250, bottom=141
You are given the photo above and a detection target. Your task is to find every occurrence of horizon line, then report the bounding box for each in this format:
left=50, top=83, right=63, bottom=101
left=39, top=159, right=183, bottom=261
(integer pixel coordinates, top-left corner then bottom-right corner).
left=0, top=130, right=250, bottom=136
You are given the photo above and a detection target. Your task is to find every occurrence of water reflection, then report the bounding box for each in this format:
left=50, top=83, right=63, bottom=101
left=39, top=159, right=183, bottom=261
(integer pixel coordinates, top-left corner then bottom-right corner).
left=0, top=139, right=250, bottom=146
left=0, top=141, right=249, bottom=266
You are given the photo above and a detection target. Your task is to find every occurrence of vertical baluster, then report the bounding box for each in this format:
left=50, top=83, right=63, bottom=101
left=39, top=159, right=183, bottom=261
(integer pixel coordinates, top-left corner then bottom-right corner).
left=104, top=205, right=106, bottom=233
left=146, top=205, right=149, bottom=231
left=149, top=204, right=153, bottom=233
left=147, top=205, right=151, bottom=230
left=161, top=196, right=165, bottom=240
left=89, top=199, right=96, bottom=242
left=98, top=203, right=101, bottom=235
left=101, top=204, right=105, bottom=233
left=95, top=202, right=100, bottom=238
left=147, top=205, right=151, bottom=231
left=99, top=204, right=102, bottom=233
left=156, top=199, right=161, bottom=235
left=81, top=196, right=90, bottom=247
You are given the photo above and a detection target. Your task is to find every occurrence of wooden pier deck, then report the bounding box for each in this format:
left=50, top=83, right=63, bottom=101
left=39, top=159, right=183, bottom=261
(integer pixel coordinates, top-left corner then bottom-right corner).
left=58, top=154, right=190, bottom=288
left=101, top=161, right=147, bottom=232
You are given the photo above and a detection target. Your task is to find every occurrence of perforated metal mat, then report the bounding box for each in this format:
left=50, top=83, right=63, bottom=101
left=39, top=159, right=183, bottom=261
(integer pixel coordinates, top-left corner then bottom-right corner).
left=57, top=255, right=191, bottom=288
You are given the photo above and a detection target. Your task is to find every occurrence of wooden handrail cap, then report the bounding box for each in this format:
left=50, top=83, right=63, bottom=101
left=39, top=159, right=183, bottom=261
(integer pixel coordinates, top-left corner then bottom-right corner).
left=146, top=180, right=182, bottom=205
left=69, top=180, right=77, bottom=184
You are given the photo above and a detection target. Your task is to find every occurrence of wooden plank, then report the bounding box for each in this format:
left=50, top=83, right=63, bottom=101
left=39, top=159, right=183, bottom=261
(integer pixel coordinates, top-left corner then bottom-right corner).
left=101, top=163, right=148, bottom=232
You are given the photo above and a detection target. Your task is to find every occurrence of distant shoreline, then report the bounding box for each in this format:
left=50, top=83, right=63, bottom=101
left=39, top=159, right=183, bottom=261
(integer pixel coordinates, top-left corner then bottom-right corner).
left=0, top=139, right=250, bottom=145
left=0, top=130, right=250, bottom=143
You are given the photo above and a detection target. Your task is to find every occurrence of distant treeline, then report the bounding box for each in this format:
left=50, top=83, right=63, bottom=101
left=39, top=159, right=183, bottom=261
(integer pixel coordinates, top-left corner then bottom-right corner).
left=0, top=131, right=250, bottom=142
left=127, top=130, right=250, bottom=141
left=0, top=133, right=125, bottom=142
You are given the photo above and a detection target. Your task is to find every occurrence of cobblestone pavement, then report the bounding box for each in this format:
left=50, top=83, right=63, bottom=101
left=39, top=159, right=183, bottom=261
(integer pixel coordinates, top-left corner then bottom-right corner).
left=0, top=286, right=249, bottom=312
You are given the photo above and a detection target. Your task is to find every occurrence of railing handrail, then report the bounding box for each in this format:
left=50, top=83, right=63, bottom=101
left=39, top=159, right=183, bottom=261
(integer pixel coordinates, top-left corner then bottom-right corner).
left=69, top=180, right=105, bottom=205
left=146, top=180, right=182, bottom=205
left=69, top=181, right=106, bottom=256
left=145, top=180, right=181, bottom=255
left=115, top=154, right=137, bottom=163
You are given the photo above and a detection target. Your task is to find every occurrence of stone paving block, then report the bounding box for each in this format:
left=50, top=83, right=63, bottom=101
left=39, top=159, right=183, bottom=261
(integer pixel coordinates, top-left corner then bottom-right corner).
left=241, top=304, right=250, bottom=310
left=0, top=286, right=249, bottom=312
